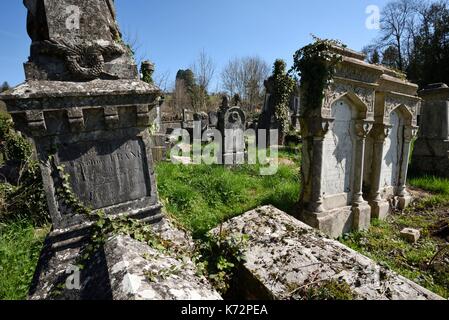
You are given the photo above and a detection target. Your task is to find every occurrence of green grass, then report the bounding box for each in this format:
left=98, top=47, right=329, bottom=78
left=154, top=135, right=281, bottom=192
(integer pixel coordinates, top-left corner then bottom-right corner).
left=156, top=155, right=300, bottom=238
left=0, top=220, right=49, bottom=300
left=409, top=176, right=449, bottom=196
left=341, top=174, right=449, bottom=298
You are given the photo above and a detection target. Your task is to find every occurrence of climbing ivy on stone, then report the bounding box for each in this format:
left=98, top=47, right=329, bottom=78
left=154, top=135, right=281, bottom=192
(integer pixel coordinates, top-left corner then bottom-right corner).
left=291, top=37, right=345, bottom=115
left=271, top=59, right=296, bottom=135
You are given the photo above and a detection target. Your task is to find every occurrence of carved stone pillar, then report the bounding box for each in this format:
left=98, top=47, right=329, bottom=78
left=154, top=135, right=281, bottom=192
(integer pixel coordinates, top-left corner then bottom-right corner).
left=308, top=119, right=333, bottom=213
left=397, top=125, right=419, bottom=209
left=368, top=123, right=392, bottom=219
left=352, top=120, right=373, bottom=231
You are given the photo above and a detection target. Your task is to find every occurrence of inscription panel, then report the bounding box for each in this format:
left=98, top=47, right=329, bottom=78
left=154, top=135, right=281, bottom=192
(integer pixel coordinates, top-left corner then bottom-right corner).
left=323, top=101, right=354, bottom=197
left=58, top=138, right=150, bottom=210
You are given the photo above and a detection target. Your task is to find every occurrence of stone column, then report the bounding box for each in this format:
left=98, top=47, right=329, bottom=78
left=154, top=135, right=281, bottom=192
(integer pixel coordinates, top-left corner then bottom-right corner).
left=308, top=119, right=332, bottom=213
left=369, top=123, right=391, bottom=219
left=397, top=125, right=418, bottom=209
left=352, top=120, right=373, bottom=231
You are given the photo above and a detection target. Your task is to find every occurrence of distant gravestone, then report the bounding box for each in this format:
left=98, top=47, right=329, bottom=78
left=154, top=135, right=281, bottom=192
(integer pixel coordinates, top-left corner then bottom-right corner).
left=218, top=96, right=246, bottom=164
left=1, top=0, right=162, bottom=232
left=208, top=111, right=218, bottom=128
left=411, top=83, right=449, bottom=177
left=182, top=109, right=194, bottom=129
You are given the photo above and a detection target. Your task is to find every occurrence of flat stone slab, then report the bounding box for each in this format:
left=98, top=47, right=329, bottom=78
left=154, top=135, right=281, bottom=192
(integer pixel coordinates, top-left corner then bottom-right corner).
left=29, top=218, right=219, bottom=300
left=212, top=206, right=444, bottom=300
left=104, top=235, right=222, bottom=300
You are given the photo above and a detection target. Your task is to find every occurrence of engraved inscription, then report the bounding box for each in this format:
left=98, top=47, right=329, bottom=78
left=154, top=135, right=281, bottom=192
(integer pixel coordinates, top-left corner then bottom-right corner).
left=57, top=139, right=150, bottom=210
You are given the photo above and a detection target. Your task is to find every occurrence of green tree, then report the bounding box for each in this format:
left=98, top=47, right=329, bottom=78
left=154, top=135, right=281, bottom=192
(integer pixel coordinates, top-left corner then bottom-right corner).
left=1, top=82, right=10, bottom=92
left=408, top=1, right=449, bottom=86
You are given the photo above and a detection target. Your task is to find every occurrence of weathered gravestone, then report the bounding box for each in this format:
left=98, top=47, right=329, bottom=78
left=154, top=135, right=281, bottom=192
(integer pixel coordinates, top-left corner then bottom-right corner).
left=411, top=83, right=449, bottom=177
left=364, top=74, right=420, bottom=218
left=258, top=77, right=300, bottom=144
left=182, top=109, right=194, bottom=129
left=299, top=46, right=419, bottom=238
left=208, top=111, right=218, bottom=128
left=217, top=96, right=246, bottom=164
left=1, top=0, right=163, bottom=234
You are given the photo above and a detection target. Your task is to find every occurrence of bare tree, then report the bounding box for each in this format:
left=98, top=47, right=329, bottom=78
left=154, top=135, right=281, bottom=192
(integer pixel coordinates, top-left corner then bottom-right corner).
left=221, top=56, right=270, bottom=109
left=375, top=0, right=420, bottom=71
left=192, top=49, right=216, bottom=92
left=122, top=29, right=146, bottom=66
left=154, top=70, right=171, bottom=93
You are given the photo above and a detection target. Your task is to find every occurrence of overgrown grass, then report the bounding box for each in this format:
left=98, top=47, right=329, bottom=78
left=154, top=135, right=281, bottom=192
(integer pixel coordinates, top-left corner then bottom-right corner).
left=341, top=174, right=449, bottom=298
left=156, top=153, right=300, bottom=238
left=409, top=176, right=449, bottom=196
left=0, top=220, right=49, bottom=300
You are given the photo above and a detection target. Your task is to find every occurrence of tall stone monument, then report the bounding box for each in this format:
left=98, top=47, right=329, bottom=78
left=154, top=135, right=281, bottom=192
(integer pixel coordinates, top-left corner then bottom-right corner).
left=1, top=0, right=163, bottom=233
left=411, top=83, right=449, bottom=177
left=299, top=45, right=420, bottom=238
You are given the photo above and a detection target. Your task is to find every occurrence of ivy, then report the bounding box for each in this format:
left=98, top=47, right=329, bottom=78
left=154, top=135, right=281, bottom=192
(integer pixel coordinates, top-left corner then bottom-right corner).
left=0, top=116, right=49, bottom=225
left=271, top=59, right=296, bottom=135
left=291, top=36, right=345, bottom=115
left=141, top=64, right=154, bottom=85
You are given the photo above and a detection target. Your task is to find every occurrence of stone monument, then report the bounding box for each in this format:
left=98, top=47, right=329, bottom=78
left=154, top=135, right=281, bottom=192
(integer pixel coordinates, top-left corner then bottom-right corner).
left=299, top=45, right=420, bottom=238
left=1, top=0, right=163, bottom=234
left=217, top=96, right=246, bottom=164
left=411, top=83, right=449, bottom=177
left=364, top=74, right=420, bottom=219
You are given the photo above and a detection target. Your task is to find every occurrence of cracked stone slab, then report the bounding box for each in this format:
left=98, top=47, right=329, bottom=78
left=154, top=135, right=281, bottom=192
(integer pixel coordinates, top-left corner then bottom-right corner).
left=212, top=205, right=444, bottom=300
left=104, top=235, right=221, bottom=300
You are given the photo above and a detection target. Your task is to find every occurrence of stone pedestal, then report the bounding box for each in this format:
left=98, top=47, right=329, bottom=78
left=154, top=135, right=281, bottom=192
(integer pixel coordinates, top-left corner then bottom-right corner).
left=411, top=83, right=449, bottom=177
left=1, top=80, right=163, bottom=230
left=1, top=0, right=164, bottom=234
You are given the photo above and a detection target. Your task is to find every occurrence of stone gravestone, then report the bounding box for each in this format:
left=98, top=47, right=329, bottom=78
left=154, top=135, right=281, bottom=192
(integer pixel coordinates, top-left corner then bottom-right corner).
left=208, top=111, right=218, bottom=128
left=299, top=45, right=420, bottom=238
left=364, top=74, right=420, bottom=218
left=1, top=0, right=163, bottom=234
left=217, top=96, right=246, bottom=164
left=411, top=83, right=449, bottom=177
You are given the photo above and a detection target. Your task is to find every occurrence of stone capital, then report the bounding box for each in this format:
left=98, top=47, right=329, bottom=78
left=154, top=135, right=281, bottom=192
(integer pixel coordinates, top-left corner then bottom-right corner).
left=404, top=125, right=419, bottom=142
left=354, top=120, right=373, bottom=139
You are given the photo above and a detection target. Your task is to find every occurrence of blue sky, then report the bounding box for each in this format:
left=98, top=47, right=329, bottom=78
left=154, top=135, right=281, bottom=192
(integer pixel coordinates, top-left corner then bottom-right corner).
left=0, top=0, right=389, bottom=89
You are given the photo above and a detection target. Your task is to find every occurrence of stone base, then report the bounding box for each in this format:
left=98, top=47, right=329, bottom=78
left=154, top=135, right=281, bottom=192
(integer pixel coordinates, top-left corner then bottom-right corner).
left=352, top=202, right=371, bottom=231
left=223, top=152, right=245, bottom=165
left=300, top=206, right=353, bottom=239
left=369, top=199, right=391, bottom=220
left=397, top=194, right=413, bottom=210
left=300, top=203, right=371, bottom=238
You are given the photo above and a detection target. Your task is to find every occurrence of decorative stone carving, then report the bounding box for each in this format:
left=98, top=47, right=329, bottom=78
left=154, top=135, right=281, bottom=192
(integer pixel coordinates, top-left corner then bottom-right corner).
left=299, top=45, right=420, bottom=238
left=23, top=0, right=137, bottom=81
left=0, top=1, right=162, bottom=233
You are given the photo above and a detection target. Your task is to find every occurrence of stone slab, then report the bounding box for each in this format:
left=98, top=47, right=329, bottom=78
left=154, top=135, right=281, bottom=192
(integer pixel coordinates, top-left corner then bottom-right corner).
left=104, top=235, right=221, bottom=300
left=29, top=217, right=217, bottom=300
left=213, top=205, right=444, bottom=300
